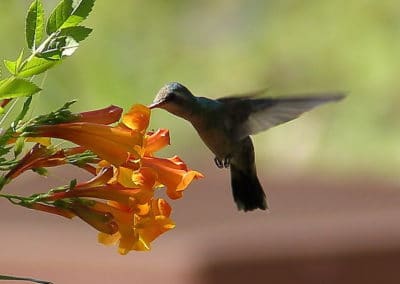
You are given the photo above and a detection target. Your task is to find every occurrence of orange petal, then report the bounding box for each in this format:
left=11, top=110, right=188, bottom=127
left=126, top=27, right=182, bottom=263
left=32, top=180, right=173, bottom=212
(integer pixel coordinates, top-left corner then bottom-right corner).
left=117, top=167, right=139, bottom=188
left=77, top=105, right=123, bottom=125
left=74, top=166, right=114, bottom=189
left=5, top=143, right=62, bottom=180
left=117, top=229, right=138, bottom=255
left=98, top=232, right=121, bottom=246
left=151, top=198, right=172, bottom=217
left=131, top=237, right=151, bottom=252
left=68, top=201, right=119, bottom=235
left=33, top=123, right=142, bottom=165
left=135, top=202, right=150, bottom=216
left=121, top=104, right=150, bottom=133
left=115, top=166, right=156, bottom=189
left=141, top=156, right=203, bottom=199
left=132, top=167, right=157, bottom=189
left=30, top=203, right=75, bottom=219
left=136, top=215, right=175, bottom=247
left=144, top=129, right=170, bottom=155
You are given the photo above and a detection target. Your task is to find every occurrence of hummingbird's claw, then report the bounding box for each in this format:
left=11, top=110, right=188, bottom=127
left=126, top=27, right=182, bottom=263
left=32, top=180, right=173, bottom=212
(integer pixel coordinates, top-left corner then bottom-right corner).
left=214, top=157, right=224, bottom=169
left=223, top=155, right=231, bottom=168
left=214, top=156, right=231, bottom=168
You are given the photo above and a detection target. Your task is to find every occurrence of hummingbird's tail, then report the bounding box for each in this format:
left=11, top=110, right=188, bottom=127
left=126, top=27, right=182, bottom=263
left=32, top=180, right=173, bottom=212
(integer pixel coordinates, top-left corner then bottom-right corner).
left=230, top=163, right=267, bottom=212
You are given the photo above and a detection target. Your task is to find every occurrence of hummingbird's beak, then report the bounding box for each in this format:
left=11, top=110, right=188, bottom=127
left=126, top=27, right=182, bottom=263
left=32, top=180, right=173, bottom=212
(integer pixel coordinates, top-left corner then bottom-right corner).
left=148, top=101, right=162, bottom=109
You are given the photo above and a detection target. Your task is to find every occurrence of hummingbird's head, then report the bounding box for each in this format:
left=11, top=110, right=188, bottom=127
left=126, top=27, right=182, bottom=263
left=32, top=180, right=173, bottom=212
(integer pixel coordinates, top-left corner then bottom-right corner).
left=149, top=82, right=197, bottom=117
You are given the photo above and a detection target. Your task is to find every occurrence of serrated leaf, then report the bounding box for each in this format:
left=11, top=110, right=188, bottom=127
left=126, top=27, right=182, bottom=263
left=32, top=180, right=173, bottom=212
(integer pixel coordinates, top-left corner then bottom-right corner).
left=62, top=0, right=95, bottom=28
left=61, top=37, right=79, bottom=56
left=26, top=0, right=45, bottom=49
left=18, top=57, right=58, bottom=77
left=0, top=78, right=41, bottom=99
left=37, top=36, right=65, bottom=60
left=37, top=51, right=62, bottom=61
left=37, top=36, right=66, bottom=60
left=46, top=0, right=73, bottom=34
left=4, top=51, right=24, bottom=75
left=16, top=50, right=24, bottom=69
left=4, top=60, right=17, bottom=75
left=60, top=26, right=92, bottom=42
left=14, top=96, right=33, bottom=124
left=39, top=35, right=80, bottom=58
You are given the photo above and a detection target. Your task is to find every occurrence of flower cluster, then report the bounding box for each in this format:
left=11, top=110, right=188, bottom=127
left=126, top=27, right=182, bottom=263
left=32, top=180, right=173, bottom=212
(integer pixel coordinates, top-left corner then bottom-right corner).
left=1, top=104, right=203, bottom=254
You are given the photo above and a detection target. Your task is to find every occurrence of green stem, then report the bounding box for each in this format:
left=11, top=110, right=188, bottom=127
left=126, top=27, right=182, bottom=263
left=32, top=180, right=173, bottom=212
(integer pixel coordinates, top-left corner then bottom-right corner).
left=0, top=98, right=19, bottom=127
left=0, top=274, right=52, bottom=284
left=0, top=193, right=26, bottom=204
left=0, top=193, right=47, bottom=206
left=17, top=32, right=58, bottom=73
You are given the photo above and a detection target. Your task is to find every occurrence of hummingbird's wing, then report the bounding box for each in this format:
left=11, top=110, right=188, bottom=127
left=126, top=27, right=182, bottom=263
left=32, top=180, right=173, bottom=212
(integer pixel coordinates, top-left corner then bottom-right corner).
left=217, top=93, right=344, bottom=140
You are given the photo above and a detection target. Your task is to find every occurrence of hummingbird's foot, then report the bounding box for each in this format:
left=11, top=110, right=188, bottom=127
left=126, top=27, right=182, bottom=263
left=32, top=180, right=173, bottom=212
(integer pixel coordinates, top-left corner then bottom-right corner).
left=223, top=155, right=231, bottom=168
left=214, top=157, right=224, bottom=169
left=214, top=156, right=231, bottom=168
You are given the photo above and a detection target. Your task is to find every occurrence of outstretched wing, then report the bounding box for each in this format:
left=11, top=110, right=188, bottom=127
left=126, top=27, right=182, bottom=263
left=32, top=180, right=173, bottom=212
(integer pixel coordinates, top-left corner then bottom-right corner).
left=217, top=93, right=345, bottom=140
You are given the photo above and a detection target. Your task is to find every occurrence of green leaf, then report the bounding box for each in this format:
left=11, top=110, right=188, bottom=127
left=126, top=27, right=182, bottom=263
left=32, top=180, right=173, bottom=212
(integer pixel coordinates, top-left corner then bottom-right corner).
left=4, top=60, right=17, bottom=75
left=26, top=0, right=45, bottom=49
left=16, top=50, right=24, bottom=70
left=38, top=35, right=80, bottom=59
left=37, top=36, right=66, bottom=60
left=46, top=0, right=73, bottom=34
left=67, top=150, right=97, bottom=166
left=60, top=26, right=92, bottom=42
left=23, top=100, right=77, bottom=129
left=32, top=167, right=48, bottom=176
left=61, top=37, right=79, bottom=56
left=37, top=51, right=62, bottom=61
left=18, top=57, right=58, bottom=77
left=0, top=97, right=32, bottom=159
left=4, top=50, right=24, bottom=75
left=14, top=137, right=25, bottom=157
left=62, top=0, right=96, bottom=28
left=37, top=36, right=65, bottom=60
left=14, top=96, right=33, bottom=125
left=0, top=146, right=11, bottom=157
left=0, top=78, right=41, bottom=99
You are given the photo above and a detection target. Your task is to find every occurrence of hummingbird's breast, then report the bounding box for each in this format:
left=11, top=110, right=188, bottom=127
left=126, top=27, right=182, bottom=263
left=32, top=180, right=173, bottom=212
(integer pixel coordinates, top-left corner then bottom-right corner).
left=190, top=112, right=236, bottom=160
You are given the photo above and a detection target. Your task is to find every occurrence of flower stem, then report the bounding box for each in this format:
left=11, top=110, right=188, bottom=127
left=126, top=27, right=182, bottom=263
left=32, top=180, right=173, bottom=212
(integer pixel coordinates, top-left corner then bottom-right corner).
left=0, top=274, right=52, bottom=284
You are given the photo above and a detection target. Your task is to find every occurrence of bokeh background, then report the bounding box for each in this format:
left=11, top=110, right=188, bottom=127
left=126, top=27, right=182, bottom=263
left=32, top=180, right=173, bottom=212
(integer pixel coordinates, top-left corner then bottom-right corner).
left=1, top=1, right=400, bottom=283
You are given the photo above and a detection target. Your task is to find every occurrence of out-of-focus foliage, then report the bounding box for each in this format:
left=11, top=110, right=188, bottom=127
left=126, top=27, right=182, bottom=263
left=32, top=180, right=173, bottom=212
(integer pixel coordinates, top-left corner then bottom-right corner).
left=1, top=0, right=399, bottom=175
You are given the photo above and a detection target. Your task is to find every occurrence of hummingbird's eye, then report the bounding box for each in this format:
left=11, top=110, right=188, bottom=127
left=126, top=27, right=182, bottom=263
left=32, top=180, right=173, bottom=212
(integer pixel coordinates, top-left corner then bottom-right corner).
left=167, top=92, right=176, bottom=100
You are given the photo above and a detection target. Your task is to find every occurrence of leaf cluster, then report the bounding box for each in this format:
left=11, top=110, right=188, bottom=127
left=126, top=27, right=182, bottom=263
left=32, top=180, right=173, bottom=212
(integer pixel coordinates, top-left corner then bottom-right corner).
left=0, top=0, right=96, bottom=186
left=0, top=0, right=95, bottom=102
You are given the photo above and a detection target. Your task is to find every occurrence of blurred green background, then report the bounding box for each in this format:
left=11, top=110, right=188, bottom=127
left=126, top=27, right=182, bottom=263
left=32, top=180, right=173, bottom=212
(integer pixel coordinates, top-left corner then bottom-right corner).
left=1, top=0, right=400, bottom=176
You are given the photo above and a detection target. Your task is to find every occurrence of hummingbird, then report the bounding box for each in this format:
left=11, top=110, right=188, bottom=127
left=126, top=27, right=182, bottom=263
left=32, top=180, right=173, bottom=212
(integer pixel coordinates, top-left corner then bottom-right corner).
left=149, top=82, right=344, bottom=212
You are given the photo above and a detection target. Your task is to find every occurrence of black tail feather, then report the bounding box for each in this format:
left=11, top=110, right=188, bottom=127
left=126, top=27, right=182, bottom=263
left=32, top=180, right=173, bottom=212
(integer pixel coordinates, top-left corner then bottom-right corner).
left=230, top=163, right=267, bottom=211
